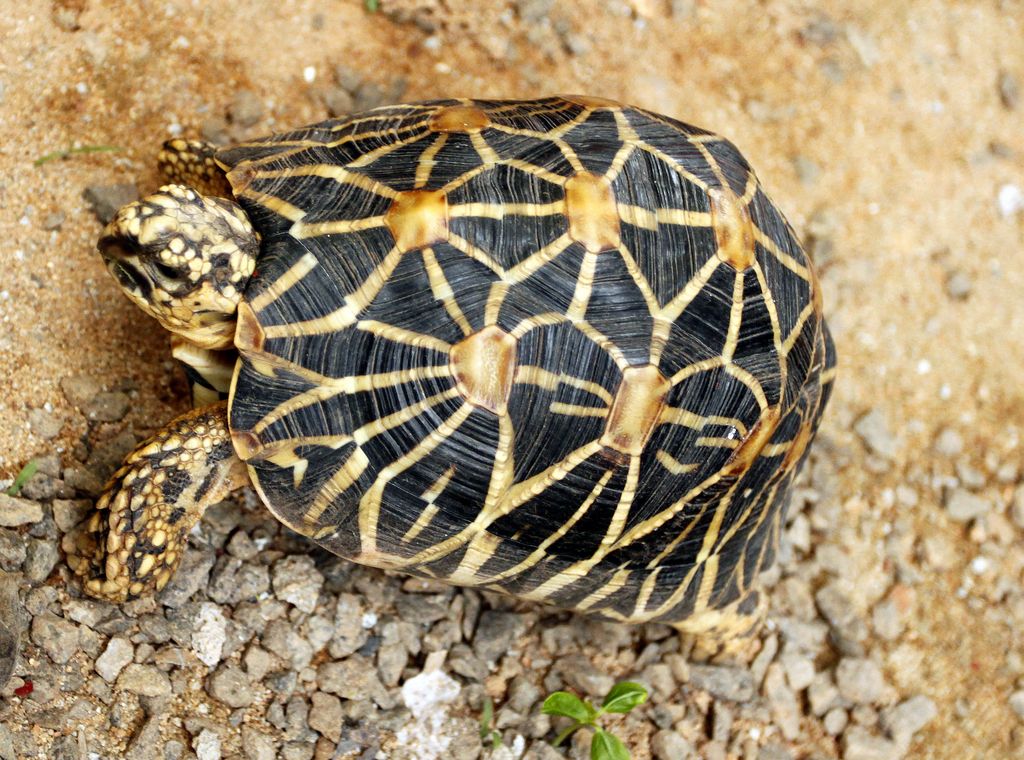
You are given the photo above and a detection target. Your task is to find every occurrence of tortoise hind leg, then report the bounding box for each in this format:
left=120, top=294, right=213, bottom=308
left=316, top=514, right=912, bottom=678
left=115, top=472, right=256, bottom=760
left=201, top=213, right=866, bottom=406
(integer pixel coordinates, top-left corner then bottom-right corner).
left=673, top=589, right=767, bottom=660
left=63, top=402, right=247, bottom=602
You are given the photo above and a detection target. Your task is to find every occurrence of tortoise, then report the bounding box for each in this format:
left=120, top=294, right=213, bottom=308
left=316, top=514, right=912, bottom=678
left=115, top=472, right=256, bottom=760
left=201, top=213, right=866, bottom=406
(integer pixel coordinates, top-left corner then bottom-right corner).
left=65, top=96, right=835, bottom=644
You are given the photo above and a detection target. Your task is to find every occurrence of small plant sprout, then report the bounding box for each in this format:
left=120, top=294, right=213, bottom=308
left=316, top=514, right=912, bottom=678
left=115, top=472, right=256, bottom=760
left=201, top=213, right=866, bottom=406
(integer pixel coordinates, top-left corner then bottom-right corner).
left=542, top=681, right=648, bottom=760
left=33, top=145, right=123, bottom=166
left=479, top=696, right=502, bottom=750
left=5, top=460, right=38, bottom=496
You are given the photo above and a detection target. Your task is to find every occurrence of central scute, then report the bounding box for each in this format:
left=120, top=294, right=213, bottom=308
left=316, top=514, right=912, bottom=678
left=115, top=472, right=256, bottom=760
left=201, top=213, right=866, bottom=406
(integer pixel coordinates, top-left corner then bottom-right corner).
left=223, top=97, right=831, bottom=626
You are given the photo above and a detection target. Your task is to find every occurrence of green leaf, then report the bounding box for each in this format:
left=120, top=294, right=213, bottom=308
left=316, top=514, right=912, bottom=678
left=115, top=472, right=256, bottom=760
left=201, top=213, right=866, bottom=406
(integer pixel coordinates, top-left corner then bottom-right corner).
left=5, top=460, right=38, bottom=496
left=600, top=682, right=648, bottom=714
left=591, top=729, right=630, bottom=760
left=542, top=691, right=594, bottom=724
left=479, top=697, right=493, bottom=739
left=365, top=0, right=380, bottom=12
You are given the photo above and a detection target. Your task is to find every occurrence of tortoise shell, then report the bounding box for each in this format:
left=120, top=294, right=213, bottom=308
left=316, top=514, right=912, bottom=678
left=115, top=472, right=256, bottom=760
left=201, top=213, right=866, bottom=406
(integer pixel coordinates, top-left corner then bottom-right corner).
left=220, top=96, right=835, bottom=628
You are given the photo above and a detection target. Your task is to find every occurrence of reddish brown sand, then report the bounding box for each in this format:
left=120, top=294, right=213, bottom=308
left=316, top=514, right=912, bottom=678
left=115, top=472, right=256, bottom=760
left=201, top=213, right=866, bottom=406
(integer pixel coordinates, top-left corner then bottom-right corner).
left=0, top=2, right=1022, bottom=757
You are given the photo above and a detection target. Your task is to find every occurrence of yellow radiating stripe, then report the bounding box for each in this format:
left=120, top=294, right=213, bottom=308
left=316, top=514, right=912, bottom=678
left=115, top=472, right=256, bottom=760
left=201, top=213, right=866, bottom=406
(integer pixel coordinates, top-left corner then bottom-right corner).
left=612, top=107, right=639, bottom=143
left=696, top=436, right=740, bottom=449
left=402, top=465, right=455, bottom=543
left=346, top=132, right=430, bottom=169
left=724, top=363, right=769, bottom=411
left=448, top=201, right=565, bottom=218
left=504, top=232, right=573, bottom=283
left=445, top=232, right=505, bottom=277
left=250, top=366, right=452, bottom=438
left=572, top=321, right=630, bottom=370
left=655, top=450, right=699, bottom=475
left=249, top=253, right=319, bottom=313
left=615, top=242, right=661, bottom=316
left=439, top=162, right=493, bottom=193
left=263, top=244, right=404, bottom=338
left=484, top=281, right=509, bottom=326
left=633, top=565, right=661, bottom=617
left=617, top=205, right=713, bottom=230
left=651, top=254, right=721, bottom=364
left=573, top=567, right=631, bottom=612
left=820, top=365, right=838, bottom=385
left=469, top=130, right=500, bottom=164
left=635, top=144, right=710, bottom=191
left=669, top=356, right=725, bottom=387
left=238, top=188, right=307, bottom=221
left=659, top=406, right=708, bottom=430
left=503, top=159, right=569, bottom=187
left=566, top=250, right=598, bottom=320
left=513, top=365, right=614, bottom=405
left=357, top=320, right=453, bottom=354
left=603, top=141, right=636, bottom=183
left=549, top=402, right=608, bottom=418
left=782, top=302, right=816, bottom=356
left=421, top=247, right=473, bottom=336
left=752, top=226, right=810, bottom=279
left=510, top=311, right=565, bottom=339
left=739, top=172, right=758, bottom=205
left=750, top=258, right=786, bottom=386
left=359, top=403, right=473, bottom=554
left=721, top=269, right=746, bottom=363
left=690, top=138, right=730, bottom=191
left=486, top=468, right=615, bottom=583
left=305, top=446, right=371, bottom=525
left=252, top=164, right=399, bottom=199
left=290, top=215, right=387, bottom=239
left=414, top=133, right=448, bottom=188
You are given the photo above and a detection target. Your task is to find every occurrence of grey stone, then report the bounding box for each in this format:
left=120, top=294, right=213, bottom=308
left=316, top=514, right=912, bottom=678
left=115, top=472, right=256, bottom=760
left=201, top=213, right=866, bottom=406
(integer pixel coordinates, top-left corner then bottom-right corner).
left=841, top=725, right=900, bottom=760
left=376, top=640, right=407, bottom=686
left=472, top=610, right=528, bottom=663
left=23, top=539, right=59, bottom=583
left=945, top=270, right=973, bottom=300
left=824, top=707, right=849, bottom=735
left=31, top=613, right=80, bottom=664
left=815, top=583, right=867, bottom=649
left=757, top=743, right=793, bottom=760
left=308, top=691, right=343, bottom=742
left=688, top=664, right=755, bottom=702
left=516, top=0, right=554, bottom=22
left=272, top=555, right=324, bottom=614
left=124, top=715, right=163, bottom=760
left=241, top=726, right=278, bottom=760
left=208, top=664, right=255, bottom=708
left=41, top=210, right=66, bottom=230
left=394, top=592, right=449, bottom=624
left=60, top=375, right=102, bottom=409
left=559, top=653, right=614, bottom=697
left=52, top=499, right=92, bottom=532
left=83, top=184, right=138, bottom=224
left=83, top=390, right=131, bottom=422
left=764, top=663, right=800, bottom=740
left=780, top=650, right=815, bottom=691
left=944, top=488, right=991, bottom=522
left=243, top=644, right=278, bottom=682
left=881, top=694, right=938, bottom=743
left=208, top=556, right=270, bottom=604
left=0, top=493, right=43, bottom=527
left=118, top=663, right=172, bottom=697
left=193, top=729, right=221, bottom=760
left=808, top=672, right=840, bottom=716
left=27, top=407, right=63, bottom=439
left=854, top=409, right=898, bottom=459
left=95, top=636, right=134, bottom=682
left=225, top=530, right=258, bottom=560
left=330, top=593, right=368, bottom=658
left=1008, top=690, right=1024, bottom=719
left=872, top=599, right=904, bottom=641
left=836, top=658, right=886, bottom=705
left=650, top=729, right=695, bottom=759
left=318, top=655, right=387, bottom=704
left=262, top=619, right=313, bottom=671
left=229, top=89, right=264, bottom=127
left=157, top=549, right=216, bottom=608
left=322, top=87, right=354, bottom=117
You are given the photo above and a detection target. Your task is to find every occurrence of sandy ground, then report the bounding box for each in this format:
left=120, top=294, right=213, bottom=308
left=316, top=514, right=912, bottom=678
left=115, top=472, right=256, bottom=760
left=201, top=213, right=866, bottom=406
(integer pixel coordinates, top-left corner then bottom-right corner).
left=1, top=1, right=1023, bottom=758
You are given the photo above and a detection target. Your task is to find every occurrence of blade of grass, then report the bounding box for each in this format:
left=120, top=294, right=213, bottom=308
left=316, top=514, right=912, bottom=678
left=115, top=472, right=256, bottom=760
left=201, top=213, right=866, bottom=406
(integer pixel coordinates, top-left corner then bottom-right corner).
left=5, top=460, right=38, bottom=496
left=34, top=145, right=123, bottom=167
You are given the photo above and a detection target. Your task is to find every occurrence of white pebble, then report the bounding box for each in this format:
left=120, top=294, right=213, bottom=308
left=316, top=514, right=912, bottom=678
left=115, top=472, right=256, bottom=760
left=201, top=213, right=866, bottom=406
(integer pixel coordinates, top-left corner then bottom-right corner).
left=303, top=66, right=317, bottom=83
left=970, top=556, right=990, bottom=574
left=361, top=611, right=378, bottom=629
left=192, top=602, right=227, bottom=668
left=998, top=184, right=1024, bottom=217
left=916, top=359, right=931, bottom=374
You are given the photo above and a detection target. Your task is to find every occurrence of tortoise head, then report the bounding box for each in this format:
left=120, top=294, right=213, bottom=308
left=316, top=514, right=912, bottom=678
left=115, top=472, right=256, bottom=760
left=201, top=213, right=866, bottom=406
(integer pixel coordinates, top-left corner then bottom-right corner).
left=99, top=184, right=259, bottom=349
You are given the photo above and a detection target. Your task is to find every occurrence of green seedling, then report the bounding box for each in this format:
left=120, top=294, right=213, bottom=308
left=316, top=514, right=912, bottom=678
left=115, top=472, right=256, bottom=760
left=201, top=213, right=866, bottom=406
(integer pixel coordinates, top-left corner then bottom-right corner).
left=365, top=0, right=380, bottom=12
left=542, top=681, right=648, bottom=760
left=479, top=696, right=502, bottom=750
left=5, top=460, right=38, bottom=496
left=34, top=145, right=123, bottom=167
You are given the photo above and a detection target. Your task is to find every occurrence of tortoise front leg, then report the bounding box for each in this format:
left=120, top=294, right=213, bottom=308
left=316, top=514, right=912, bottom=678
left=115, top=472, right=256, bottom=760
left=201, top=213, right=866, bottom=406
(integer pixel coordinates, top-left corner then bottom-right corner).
left=63, top=402, right=247, bottom=602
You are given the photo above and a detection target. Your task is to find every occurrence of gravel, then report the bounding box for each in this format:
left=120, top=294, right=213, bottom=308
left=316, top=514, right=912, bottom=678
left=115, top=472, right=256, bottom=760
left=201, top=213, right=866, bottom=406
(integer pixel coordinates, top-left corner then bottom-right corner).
left=95, top=635, right=134, bottom=682
left=944, top=488, right=992, bottom=522
left=117, top=663, right=172, bottom=697
left=688, top=664, right=756, bottom=702
left=0, top=493, right=43, bottom=527
left=208, top=664, right=256, bottom=708
left=836, top=658, right=887, bottom=705
left=82, top=183, right=138, bottom=224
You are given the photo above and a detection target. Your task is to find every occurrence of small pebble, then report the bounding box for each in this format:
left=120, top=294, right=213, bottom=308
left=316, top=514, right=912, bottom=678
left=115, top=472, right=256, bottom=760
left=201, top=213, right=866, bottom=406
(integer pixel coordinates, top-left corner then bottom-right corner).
left=841, top=725, right=900, bottom=760
left=228, top=89, right=264, bottom=128
left=117, top=664, right=172, bottom=697
left=944, top=270, right=972, bottom=300
left=30, top=613, right=80, bottom=664
left=881, top=694, right=938, bottom=743
left=82, top=184, right=138, bottom=224
left=944, top=488, right=991, bottom=523
left=999, top=184, right=1024, bottom=217
left=208, top=665, right=255, bottom=708
left=687, top=665, right=755, bottom=702
left=272, top=556, right=324, bottom=614
left=999, top=70, right=1020, bottom=110
left=308, top=692, right=343, bottom=742
left=649, top=729, right=695, bottom=759
left=0, top=494, right=43, bottom=527
left=835, top=658, right=886, bottom=706
left=95, top=636, right=134, bottom=682
left=854, top=409, right=899, bottom=460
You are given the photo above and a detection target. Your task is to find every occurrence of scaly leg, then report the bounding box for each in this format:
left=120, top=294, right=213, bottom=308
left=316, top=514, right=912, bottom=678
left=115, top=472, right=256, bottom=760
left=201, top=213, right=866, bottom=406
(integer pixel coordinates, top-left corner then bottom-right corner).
left=63, top=402, right=247, bottom=602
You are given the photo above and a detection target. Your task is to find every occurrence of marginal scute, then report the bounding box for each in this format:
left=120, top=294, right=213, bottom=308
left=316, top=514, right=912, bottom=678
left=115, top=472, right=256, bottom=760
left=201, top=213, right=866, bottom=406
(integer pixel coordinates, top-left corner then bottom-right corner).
left=234, top=300, right=265, bottom=353
left=601, top=365, right=670, bottom=456
left=709, top=186, right=756, bottom=270
left=723, top=406, right=781, bottom=477
left=429, top=105, right=492, bottom=133
left=385, top=189, right=450, bottom=252
left=560, top=94, right=621, bottom=109
left=450, top=326, right=518, bottom=414
left=231, top=429, right=262, bottom=462
left=565, top=172, right=620, bottom=253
